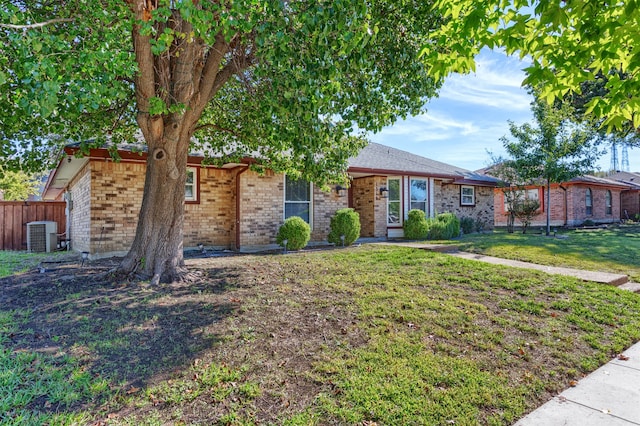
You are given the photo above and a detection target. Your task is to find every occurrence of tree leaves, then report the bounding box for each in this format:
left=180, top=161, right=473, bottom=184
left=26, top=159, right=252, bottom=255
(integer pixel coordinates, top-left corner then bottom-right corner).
left=429, top=0, right=640, bottom=132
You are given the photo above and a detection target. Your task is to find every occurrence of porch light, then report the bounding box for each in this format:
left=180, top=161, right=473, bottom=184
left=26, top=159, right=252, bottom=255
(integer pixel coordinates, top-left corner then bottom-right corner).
left=335, top=185, right=347, bottom=197
left=379, top=186, right=389, bottom=198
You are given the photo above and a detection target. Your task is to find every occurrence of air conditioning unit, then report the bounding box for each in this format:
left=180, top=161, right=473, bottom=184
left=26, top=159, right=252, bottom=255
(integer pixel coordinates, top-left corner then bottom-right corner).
left=27, top=221, right=58, bottom=253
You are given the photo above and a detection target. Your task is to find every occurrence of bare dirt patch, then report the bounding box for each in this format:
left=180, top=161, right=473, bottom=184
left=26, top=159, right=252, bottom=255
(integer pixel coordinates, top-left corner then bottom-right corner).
left=0, top=253, right=364, bottom=423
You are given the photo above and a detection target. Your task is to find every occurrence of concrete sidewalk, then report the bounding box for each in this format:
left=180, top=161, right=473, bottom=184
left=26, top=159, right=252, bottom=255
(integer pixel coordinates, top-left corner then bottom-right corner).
left=449, top=251, right=629, bottom=286
left=515, top=343, right=640, bottom=425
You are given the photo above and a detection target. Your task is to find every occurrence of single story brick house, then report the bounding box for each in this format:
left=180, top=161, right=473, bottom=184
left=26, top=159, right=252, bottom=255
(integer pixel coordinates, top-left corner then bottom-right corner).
left=42, top=142, right=497, bottom=256
left=607, top=171, right=640, bottom=220
left=490, top=175, right=635, bottom=228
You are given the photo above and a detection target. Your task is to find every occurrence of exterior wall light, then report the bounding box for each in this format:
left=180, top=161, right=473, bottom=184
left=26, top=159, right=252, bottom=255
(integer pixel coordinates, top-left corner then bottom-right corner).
left=335, top=185, right=347, bottom=197
left=379, top=186, right=389, bottom=198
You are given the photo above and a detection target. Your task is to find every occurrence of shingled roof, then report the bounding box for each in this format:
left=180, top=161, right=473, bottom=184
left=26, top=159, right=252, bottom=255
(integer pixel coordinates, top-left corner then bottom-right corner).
left=348, top=142, right=498, bottom=186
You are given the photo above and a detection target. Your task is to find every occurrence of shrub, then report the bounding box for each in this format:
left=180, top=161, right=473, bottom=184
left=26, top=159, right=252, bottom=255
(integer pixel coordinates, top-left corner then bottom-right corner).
left=460, top=217, right=474, bottom=235
left=276, top=216, right=311, bottom=250
left=474, top=219, right=485, bottom=233
left=328, top=208, right=361, bottom=246
left=435, top=212, right=460, bottom=239
left=404, top=209, right=429, bottom=240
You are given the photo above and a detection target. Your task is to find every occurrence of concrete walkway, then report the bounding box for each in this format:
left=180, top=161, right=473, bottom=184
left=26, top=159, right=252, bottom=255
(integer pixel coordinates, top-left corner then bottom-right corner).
left=377, top=242, right=640, bottom=424
left=515, top=343, right=640, bottom=425
left=449, top=251, right=630, bottom=286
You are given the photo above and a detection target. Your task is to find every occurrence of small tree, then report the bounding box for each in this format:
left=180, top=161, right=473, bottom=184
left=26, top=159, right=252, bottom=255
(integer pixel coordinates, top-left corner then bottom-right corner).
left=500, top=97, right=604, bottom=235
left=512, top=199, right=541, bottom=234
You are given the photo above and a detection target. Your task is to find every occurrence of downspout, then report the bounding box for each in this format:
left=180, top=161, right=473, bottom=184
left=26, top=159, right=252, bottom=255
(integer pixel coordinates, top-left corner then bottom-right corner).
left=235, top=166, right=250, bottom=251
left=559, top=184, right=568, bottom=226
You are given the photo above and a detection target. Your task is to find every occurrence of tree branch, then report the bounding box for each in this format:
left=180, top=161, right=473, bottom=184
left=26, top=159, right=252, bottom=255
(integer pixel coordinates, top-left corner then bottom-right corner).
left=193, top=123, right=240, bottom=137
left=0, top=18, right=74, bottom=29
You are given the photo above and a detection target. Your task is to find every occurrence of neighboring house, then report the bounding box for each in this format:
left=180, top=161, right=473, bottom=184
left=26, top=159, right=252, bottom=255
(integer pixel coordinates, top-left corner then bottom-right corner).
left=42, top=142, right=497, bottom=256
left=490, top=175, right=634, bottom=228
left=607, top=171, right=640, bottom=220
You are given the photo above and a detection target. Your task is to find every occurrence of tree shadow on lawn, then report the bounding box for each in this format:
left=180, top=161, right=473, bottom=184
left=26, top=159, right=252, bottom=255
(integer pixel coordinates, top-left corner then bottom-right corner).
left=0, top=259, right=244, bottom=390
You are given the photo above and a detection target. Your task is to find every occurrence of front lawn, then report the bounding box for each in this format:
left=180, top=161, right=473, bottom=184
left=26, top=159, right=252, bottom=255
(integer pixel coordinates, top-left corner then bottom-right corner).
left=457, top=225, right=640, bottom=282
left=1, top=246, right=639, bottom=425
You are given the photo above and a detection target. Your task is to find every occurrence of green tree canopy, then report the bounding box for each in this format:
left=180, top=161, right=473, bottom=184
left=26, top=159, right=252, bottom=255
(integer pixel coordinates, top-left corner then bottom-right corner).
left=499, top=98, right=604, bottom=235
left=428, top=0, right=640, bottom=131
left=0, top=167, right=42, bottom=200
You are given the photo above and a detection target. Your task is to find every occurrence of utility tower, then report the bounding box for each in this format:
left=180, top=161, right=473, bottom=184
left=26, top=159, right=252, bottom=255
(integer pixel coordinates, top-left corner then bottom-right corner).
left=610, top=141, right=619, bottom=172
left=621, top=145, right=630, bottom=172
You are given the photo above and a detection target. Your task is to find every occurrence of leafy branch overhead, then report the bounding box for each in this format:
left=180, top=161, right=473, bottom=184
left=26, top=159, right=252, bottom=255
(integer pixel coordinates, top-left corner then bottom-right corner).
left=428, top=0, right=640, bottom=131
left=0, top=0, right=444, bottom=183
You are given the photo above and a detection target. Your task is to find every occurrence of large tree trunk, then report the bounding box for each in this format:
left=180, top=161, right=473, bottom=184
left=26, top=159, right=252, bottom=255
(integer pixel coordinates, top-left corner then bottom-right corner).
left=119, top=129, right=191, bottom=285
left=115, top=2, right=251, bottom=283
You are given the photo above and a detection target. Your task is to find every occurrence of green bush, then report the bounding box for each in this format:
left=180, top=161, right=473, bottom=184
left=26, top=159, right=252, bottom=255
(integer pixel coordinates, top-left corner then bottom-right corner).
left=404, top=209, right=429, bottom=240
left=328, top=208, right=361, bottom=246
left=276, top=216, right=311, bottom=250
left=460, top=217, right=474, bottom=235
left=428, top=213, right=460, bottom=240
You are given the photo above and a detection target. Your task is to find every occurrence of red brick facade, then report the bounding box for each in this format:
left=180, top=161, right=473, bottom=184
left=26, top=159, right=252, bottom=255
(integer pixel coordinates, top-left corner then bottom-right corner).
left=494, top=182, right=627, bottom=228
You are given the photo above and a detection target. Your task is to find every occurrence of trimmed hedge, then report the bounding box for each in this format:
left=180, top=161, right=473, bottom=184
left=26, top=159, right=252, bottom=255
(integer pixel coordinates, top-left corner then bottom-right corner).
left=404, top=209, right=429, bottom=240
left=276, top=216, right=311, bottom=250
left=328, top=208, right=361, bottom=246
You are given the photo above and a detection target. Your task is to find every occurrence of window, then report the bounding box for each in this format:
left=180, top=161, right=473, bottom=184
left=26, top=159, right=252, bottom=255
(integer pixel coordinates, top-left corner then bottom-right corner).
left=585, top=188, right=593, bottom=215
left=460, top=185, right=475, bottom=206
left=285, top=175, right=311, bottom=224
left=410, top=178, right=427, bottom=213
left=605, top=190, right=612, bottom=215
left=185, top=167, right=198, bottom=202
left=387, top=178, right=401, bottom=225
left=503, top=188, right=541, bottom=212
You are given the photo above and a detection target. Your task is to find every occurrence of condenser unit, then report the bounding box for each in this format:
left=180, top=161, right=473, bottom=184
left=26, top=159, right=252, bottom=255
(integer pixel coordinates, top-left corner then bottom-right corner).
left=27, top=221, right=58, bottom=253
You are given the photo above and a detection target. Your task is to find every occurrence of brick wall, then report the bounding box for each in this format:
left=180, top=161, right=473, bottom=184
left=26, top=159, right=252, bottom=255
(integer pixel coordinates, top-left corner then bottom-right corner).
left=237, top=171, right=350, bottom=249
left=184, top=167, right=236, bottom=249
left=567, top=184, right=621, bottom=225
left=494, top=185, right=566, bottom=228
left=311, top=186, right=349, bottom=241
left=621, top=191, right=640, bottom=219
left=238, top=170, right=283, bottom=248
left=494, top=183, right=624, bottom=227
left=438, top=182, right=495, bottom=230
left=351, top=176, right=387, bottom=238
left=67, top=159, right=240, bottom=255
left=68, top=163, right=92, bottom=253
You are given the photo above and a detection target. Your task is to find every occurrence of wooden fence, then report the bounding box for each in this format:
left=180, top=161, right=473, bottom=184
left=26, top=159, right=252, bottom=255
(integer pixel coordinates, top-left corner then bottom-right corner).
left=0, top=201, right=66, bottom=251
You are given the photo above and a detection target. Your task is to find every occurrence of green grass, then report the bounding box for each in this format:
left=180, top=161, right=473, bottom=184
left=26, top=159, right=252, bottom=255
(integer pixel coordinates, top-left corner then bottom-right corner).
left=0, top=251, right=77, bottom=278
left=1, top=241, right=640, bottom=424
left=0, top=310, right=109, bottom=425
left=456, top=225, right=640, bottom=282
left=285, top=247, right=640, bottom=425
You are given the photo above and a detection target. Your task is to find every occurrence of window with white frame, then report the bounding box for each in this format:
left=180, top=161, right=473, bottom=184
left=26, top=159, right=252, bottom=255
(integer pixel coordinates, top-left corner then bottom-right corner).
left=387, top=177, right=401, bottom=225
left=503, top=188, right=540, bottom=212
left=185, top=167, right=198, bottom=202
left=284, top=175, right=311, bottom=224
left=586, top=188, right=593, bottom=215
left=410, top=178, right=427, bottom=213
left=460, top=185, right=475, bottom=206
left=605, top=190, right=612, bottom=215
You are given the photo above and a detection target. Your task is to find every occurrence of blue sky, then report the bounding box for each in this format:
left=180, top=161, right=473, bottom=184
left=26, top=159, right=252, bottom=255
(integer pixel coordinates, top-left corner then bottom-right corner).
left=369, top=48, right=640, bottom=173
